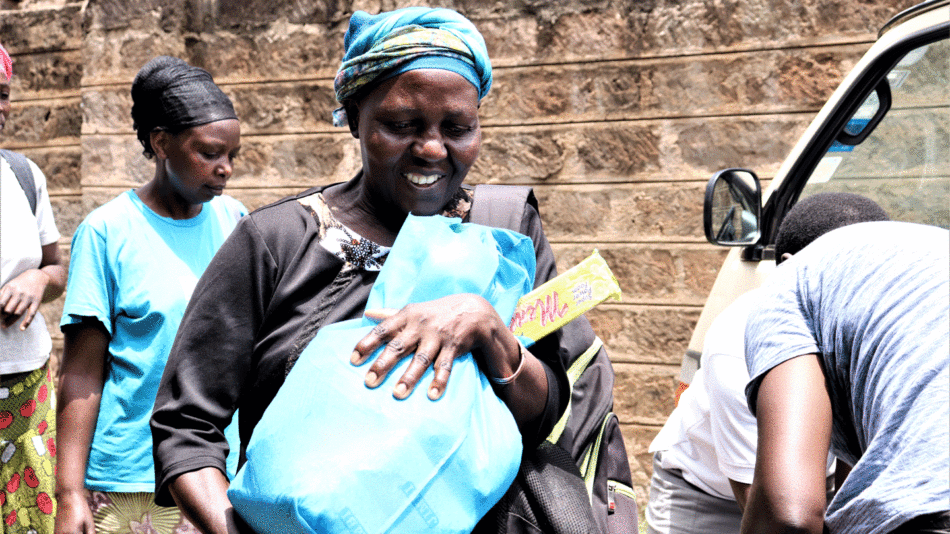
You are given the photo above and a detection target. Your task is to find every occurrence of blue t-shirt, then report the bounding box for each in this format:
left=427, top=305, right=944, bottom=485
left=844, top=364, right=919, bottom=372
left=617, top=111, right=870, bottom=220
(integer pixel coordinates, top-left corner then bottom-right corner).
left=745, top=221, right=949, bottom=534
left=62, top=190, right=247, bottom=492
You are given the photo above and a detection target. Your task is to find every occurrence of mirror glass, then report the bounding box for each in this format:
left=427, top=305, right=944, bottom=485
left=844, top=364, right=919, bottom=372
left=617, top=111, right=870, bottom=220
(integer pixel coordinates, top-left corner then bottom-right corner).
left=843, top=90, right=881, bottom=137
left=706, top=169, right=761, bottom=245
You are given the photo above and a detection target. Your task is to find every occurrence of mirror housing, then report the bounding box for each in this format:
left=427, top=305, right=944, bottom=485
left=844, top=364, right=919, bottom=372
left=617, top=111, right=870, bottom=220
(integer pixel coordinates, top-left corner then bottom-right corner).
left=704, top=168, right=762, bottom=246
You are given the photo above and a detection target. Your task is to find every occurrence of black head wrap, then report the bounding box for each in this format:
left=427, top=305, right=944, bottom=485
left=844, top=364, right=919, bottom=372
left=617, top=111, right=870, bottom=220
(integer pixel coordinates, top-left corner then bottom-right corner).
left=131, top=56, right=238, bottom=157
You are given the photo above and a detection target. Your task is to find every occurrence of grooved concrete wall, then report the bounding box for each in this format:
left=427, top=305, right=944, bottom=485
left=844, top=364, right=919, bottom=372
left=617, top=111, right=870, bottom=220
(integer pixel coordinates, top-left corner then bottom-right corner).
left=2, top=0, right=912, bottom=514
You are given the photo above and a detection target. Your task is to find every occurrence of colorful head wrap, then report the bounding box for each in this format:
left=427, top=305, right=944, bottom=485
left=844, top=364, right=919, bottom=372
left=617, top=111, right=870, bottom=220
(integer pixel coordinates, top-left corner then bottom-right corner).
left=332, top=7, right=492, bottom=127
left=131, top=56, right=238, bottom=156
left=0, top=43, right=13, bottom=81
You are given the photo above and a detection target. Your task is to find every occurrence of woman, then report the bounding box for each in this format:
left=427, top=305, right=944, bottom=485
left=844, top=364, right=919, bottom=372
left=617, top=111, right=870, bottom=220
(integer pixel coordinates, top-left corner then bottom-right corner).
left=0, top=42, right=67, bottom=534
left=56, top=56, right=246, bottom=534
left=151, top=8, right=598, bottom=533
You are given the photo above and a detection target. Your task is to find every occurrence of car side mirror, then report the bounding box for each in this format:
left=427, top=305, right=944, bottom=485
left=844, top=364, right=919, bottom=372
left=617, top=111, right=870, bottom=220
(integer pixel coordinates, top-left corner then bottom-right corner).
left=704, top=168, right=762, bottom=246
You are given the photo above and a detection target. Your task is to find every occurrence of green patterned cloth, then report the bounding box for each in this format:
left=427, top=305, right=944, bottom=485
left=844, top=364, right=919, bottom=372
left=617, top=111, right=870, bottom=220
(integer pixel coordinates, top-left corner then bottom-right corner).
left=0, top=362, right=56, bottom=533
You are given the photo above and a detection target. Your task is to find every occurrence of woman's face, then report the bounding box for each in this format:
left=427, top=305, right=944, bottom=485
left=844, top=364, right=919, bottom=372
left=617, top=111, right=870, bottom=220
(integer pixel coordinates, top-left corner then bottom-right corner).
left=153, top=119, right=241, bottom=205
left=352, top=68, right=480, bottom=217
left=0, top=72, right=11, bottom=135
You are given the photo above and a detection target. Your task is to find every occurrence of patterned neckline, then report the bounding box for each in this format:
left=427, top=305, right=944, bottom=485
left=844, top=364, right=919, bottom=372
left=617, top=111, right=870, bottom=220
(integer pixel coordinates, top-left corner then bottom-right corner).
left=297, top=186, right=474, bottom=272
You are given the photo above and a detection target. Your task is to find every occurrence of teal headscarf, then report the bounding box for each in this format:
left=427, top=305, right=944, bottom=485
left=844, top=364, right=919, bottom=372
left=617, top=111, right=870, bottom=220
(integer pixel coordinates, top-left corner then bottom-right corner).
left=332, top=7, right=492, bottom=127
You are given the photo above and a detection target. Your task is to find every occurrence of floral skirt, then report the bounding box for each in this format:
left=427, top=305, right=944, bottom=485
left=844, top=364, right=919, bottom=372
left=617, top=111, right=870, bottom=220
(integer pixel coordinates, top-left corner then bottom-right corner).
left=0, top=362, right=56, bottom=534
left=87, top=491, right=200, bottom=534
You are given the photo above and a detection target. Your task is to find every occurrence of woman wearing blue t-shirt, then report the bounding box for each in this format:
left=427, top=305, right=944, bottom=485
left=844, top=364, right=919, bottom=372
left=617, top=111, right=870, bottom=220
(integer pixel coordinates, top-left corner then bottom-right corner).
left=55, top=56, right=247, bottom=534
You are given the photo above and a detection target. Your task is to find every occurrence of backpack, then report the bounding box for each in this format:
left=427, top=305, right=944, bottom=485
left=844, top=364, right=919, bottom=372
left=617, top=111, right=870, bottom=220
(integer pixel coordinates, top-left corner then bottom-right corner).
left=0, top=149, right=37, bottom=214
left=470, top=184, right=639, bottom=534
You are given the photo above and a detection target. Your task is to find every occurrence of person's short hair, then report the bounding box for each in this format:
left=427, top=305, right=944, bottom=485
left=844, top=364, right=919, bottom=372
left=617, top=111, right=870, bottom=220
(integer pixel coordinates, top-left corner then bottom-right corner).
left=775, top=192, right=889, bottom=264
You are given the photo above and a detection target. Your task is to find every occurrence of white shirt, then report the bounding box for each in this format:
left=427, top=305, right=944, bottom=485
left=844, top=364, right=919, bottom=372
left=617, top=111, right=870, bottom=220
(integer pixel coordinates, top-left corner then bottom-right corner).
left=649, top=289, right=761, bottom=500
left=651, top=288, right=835, bottom=501
left=0, top=156, right=60, bottom=373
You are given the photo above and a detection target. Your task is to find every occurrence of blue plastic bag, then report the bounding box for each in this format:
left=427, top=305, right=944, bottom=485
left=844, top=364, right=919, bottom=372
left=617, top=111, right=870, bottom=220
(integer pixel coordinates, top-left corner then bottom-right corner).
left=228, top=214, right=536, bottom=534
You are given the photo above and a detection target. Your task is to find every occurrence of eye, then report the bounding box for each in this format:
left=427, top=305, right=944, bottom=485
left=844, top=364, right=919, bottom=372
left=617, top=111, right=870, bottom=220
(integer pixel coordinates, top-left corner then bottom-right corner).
left=444, top=123, right=475, bottom=137
left=385, top=120, right=415, bottom=132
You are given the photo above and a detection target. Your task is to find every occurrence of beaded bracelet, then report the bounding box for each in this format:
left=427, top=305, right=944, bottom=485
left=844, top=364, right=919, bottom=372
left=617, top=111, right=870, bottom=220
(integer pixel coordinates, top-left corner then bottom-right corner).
left=489, top=341, right=527, bottom=386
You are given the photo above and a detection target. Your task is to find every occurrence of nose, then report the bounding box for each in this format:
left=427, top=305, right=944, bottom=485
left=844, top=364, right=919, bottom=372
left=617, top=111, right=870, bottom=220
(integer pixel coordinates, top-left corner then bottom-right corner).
left=411, top=128, right=448, bottom=162
left=217, top=158, right=233, bottom=180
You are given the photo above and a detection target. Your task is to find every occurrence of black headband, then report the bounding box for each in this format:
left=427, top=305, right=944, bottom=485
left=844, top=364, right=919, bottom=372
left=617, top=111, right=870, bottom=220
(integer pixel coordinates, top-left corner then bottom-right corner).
left=131, top=56, right=237, bottom=152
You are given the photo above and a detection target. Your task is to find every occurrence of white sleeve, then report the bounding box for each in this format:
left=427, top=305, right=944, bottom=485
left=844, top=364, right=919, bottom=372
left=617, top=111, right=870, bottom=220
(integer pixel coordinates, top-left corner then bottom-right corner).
left=702, top=292, right=760, bottom=485
left=28, top=159, right=60, bottom=246
left=705, top=349, right=758, bottom=485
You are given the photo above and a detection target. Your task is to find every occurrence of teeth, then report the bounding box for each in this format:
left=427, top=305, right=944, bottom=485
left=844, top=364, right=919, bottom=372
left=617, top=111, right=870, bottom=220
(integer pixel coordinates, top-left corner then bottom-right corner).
left=405, top=173, right=440, bottom=185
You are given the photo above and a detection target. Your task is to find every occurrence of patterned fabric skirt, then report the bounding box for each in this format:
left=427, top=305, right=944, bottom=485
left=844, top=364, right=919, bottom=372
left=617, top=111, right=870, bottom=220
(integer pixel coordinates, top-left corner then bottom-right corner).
left=87, top=491, right=200, bottom=534
left=0, top=362, right=56, bottom=534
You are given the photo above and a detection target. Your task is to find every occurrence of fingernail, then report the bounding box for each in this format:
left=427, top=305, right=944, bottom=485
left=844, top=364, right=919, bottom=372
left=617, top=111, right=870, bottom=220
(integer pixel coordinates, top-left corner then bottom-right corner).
left=350, top=351, right=362, bottom=365
left=428, top=386, right=442, bottom=400
left=394, top=383, right=408, bottom=399
left=365, top=372, right=377, bottom=387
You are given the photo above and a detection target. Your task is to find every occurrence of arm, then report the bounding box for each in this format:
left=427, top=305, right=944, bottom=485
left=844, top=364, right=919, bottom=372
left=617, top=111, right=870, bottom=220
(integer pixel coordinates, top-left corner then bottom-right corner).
left=55, top=321, right=109, bottom=534
left=740, top=355, right=832, bottom=534
left=730, top=479, right=751, bottom=511
left=152, top=214, right=275, bottom=508
left=169, top=468, right=254, bottom=534
left=0, top=241, right=67, bottom=330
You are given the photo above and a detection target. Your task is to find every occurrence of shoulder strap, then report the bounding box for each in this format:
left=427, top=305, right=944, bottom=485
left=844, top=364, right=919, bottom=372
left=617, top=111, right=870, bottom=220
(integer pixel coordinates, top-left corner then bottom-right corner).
left=469, top=184, right=536, bottom=231
left=0, top=149, right=37, bottom=215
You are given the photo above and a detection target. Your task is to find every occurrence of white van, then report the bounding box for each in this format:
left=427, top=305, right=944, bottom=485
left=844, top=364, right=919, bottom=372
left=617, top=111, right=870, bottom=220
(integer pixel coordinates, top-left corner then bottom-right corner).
left=677, top=0, right=949, bottom=394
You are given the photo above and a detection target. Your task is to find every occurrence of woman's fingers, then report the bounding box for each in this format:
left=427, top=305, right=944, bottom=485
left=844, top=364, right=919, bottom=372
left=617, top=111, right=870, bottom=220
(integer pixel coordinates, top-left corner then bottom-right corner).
left=351, top=311, right=403, bottom=365
left=365, top=333, right=417, bottom=389
left=351, top=295, right=505, bottom=399
left=427, top=350, right=455, bottom=400
left=18, top=299, right=40, bottom=330
left=0, top=291, right=26, bottom=328
left=364, top=307, right=398, bottom=322
left=391, top=337, right=449, bottom=399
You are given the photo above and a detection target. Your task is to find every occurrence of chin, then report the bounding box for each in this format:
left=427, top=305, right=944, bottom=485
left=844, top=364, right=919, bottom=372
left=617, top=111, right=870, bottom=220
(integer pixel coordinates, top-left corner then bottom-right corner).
left=404, top=199, right=448, bottom=217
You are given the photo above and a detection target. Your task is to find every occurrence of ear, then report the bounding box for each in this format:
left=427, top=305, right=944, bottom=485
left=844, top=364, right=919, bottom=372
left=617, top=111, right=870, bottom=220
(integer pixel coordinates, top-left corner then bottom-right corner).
left=151, top=130, right=170, bottom=160
left=345, top=103, right=360, bottom=139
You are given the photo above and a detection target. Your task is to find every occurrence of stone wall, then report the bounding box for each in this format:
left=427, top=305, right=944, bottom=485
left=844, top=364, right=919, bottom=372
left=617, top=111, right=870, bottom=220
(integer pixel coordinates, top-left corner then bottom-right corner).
left=3, top=0, right=913, bottom=515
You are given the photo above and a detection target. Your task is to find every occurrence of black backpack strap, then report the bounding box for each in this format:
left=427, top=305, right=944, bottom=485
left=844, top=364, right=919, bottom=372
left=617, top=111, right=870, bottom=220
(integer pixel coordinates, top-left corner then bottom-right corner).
left=469, top=184, right=536, bottom=231
left=0, top=149, right=37, bottom=214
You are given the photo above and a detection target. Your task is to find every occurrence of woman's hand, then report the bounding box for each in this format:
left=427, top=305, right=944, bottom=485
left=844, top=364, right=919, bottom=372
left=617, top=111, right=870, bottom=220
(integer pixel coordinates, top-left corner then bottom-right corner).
left=352, top=294, right=519, bottom=400
left=352, top=294, right=549, bottom=428
left=54, top=488, right=95, bottom=534
left=0, top=268, right=50, bottom=329
left=0, top=242, right=66, bottom=330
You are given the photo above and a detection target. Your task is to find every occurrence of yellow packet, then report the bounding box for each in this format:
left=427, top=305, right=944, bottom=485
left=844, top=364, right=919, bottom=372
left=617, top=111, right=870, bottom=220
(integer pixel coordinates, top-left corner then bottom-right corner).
left=509, top=250, right=622, bottom=342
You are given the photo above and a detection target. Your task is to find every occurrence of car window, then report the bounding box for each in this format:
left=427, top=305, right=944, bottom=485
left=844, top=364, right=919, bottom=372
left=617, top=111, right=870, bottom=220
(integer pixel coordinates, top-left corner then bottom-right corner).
left=799, top=36, right=949, bottom=228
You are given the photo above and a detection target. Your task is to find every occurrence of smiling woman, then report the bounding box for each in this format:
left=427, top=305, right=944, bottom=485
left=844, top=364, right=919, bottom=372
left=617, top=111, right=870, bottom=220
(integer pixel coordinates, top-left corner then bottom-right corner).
left=56, top=56, right=247, bottom=534
left=149, top=8, right=604, bottom=534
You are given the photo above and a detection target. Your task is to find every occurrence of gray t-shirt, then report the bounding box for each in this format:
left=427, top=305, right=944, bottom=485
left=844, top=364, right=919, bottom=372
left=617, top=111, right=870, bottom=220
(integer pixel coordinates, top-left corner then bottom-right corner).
left=745, top=221, right=949, bottom=534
